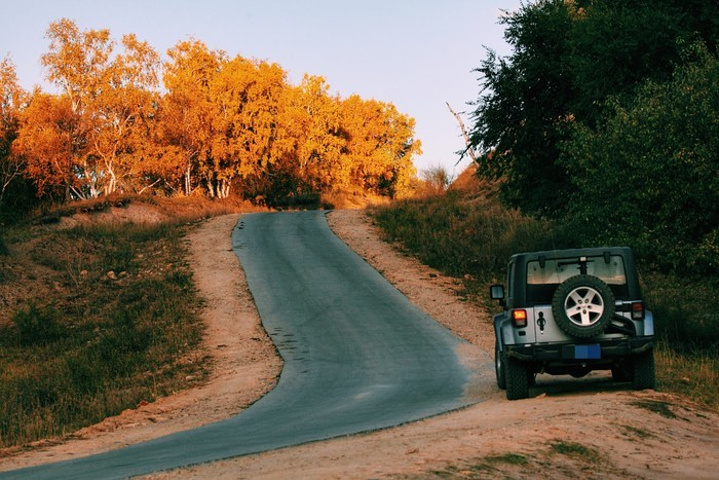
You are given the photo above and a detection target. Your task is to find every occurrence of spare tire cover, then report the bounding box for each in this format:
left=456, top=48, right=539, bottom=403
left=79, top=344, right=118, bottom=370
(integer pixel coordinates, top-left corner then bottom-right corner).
left=551, top=274, right=615, bottom=338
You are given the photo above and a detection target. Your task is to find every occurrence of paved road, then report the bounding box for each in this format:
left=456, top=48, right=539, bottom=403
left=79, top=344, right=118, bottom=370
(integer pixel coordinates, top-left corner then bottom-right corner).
left=1, top=211, right=481, bottom=479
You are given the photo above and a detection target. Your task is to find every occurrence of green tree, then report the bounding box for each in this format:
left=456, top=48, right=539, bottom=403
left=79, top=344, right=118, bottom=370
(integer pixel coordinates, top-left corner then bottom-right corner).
left=469, top=0, right=719, bottom=217
left=569, top=0, right=690, bottom=123
left=560, top=43, right=719, bottom=274
left=469, top=0, right=576, bottom=216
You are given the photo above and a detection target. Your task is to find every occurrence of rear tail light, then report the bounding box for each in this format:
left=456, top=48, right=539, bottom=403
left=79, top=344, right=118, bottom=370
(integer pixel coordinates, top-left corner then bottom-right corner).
left=512, top=309, right=528, bottom=328
left=631, top=302, right=644, bottom=320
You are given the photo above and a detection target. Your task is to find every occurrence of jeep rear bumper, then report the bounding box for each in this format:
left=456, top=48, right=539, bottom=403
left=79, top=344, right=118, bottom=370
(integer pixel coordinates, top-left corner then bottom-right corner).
left=505, top=336, right=653, bottom=362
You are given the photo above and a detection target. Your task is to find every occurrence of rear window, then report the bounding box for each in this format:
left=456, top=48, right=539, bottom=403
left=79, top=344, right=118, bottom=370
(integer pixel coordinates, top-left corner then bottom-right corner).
left=525, top=255, right=627, bottom=305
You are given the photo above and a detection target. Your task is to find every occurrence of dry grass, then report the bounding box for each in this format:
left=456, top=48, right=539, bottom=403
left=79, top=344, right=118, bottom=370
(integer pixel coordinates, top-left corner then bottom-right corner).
left=655, top=342, right=718, bottom=409
left=0, top=195, right=265, bottom=449
left=321, top=190, right=391, bottom=210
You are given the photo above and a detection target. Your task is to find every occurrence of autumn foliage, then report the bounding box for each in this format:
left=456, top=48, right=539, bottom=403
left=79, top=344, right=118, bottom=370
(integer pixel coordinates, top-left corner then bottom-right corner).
left=1, top=19, right=420, bottom=214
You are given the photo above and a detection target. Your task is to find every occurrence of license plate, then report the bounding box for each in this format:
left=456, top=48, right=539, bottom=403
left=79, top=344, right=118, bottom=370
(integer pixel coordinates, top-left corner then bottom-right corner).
left=574, top=344, right=601, bottom=359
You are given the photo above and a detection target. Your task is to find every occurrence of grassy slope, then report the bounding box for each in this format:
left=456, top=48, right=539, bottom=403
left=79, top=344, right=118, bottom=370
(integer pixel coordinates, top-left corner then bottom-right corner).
left=372, top=178, right=718, bottom=410
left=0, top=195, right=259, bottom=449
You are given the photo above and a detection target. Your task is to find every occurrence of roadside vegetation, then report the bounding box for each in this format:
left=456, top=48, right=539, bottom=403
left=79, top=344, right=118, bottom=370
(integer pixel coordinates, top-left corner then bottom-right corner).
left=0, top=196, right=258, bottom=449
left=427, top=439, right=615, bottom=479
left=372, top=183, right=719, bottom=410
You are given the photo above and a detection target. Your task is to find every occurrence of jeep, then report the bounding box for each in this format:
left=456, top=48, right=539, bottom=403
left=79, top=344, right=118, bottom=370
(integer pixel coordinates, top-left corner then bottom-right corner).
left=490, top=247, right=655, bottom=400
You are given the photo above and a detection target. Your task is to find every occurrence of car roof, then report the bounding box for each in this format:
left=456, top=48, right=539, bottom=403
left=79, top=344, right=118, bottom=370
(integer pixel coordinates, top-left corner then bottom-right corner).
left=509, top=246, right=634, bottom=263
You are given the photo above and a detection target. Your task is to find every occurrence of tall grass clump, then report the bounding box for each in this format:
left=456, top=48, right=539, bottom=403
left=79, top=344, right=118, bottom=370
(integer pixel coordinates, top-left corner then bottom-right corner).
left=0, top=220, right=207, bottom=449
left=373, top=190, right=570, bottom=286
left=12, top=303, right=63, bottom=346
left=654, top=343, right=718, bottom=408
left=641, top=272, right=719, bottom=409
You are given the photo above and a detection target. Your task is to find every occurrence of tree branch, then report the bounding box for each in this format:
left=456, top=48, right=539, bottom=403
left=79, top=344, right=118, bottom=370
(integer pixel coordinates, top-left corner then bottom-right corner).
left=446, top=102, right=479, bottom=167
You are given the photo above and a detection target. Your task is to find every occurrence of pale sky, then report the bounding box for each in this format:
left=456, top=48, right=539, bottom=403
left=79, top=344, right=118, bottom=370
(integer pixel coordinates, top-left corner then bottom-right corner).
left=1, top=0, right=521, bottom=177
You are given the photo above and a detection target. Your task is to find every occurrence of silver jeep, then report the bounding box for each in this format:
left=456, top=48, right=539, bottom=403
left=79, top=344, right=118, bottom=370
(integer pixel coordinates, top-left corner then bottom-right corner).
left=490, top=247, right=655, bottom=400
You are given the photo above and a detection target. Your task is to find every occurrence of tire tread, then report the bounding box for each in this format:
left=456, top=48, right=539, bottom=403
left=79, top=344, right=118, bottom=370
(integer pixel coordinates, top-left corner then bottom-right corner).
left=505, top=353, right=529, bottom=400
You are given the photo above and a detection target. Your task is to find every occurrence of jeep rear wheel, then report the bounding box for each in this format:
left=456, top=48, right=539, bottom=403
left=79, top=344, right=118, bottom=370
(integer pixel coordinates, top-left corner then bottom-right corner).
left=527, top=369, right=536, bottom=387
left=631, top=349, right=656, bottom=390
left=505, top=353, right=529, bottom=400
left=495, top=343, right=506, bottom=390
left=611, top=363, right=631, bottom=382
left=552, top=275, right=615, bottom=338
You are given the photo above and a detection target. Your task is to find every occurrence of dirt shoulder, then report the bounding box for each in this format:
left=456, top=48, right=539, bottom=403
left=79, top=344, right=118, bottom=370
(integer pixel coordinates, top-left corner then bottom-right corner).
left=2, top=210, right=717, bottom=479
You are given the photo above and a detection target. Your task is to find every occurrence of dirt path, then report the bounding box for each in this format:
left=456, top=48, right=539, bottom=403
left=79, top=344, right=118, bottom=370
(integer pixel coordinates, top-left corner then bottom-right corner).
left=1, top=210, right=717, bottom=479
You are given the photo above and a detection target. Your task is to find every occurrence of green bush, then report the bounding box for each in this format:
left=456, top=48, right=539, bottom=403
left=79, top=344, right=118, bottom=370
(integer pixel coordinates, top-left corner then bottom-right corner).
left=560, top=43, right=719, bottom=275
left=12, top=303, right=63, bottom=346
left=643, top=273, right=719, bottom=352
left=373, top=189, right=718, bottom=408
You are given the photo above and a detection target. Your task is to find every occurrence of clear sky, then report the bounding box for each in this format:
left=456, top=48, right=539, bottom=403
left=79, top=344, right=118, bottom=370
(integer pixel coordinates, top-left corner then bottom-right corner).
left=1, top=0, right=521, bottom=178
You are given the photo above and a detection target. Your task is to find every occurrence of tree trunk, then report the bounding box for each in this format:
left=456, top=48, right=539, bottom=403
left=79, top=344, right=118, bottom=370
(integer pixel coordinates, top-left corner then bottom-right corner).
left=184, top=162, right=192, bottom=196
left=446, top=102, right=479, bottom=167
left=218, top=179, right=231, bottom=199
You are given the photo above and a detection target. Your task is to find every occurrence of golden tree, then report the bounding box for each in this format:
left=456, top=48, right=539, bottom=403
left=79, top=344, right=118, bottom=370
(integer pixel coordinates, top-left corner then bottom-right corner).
left=339, top=95, right=420, bottom=198
left=24, top=19, right=160, bottom=198
left=280, top=75, right=345, bottom=194
left=38, top=19, right=111, bottom=198
left=205, top=55, right=289, bottom=198
left=90, top=33, right=161, bottom=194
left=0, top=57, right=26, bottom=210
left=12, top=19, right=423, bottom=205
left=161, top=39, right=222, bottom=196
left=13, top=91, right=79, bottom=198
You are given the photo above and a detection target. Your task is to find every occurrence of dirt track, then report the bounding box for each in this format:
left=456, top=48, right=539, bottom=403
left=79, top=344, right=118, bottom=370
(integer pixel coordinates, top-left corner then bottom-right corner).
left=1, top=210, right=717, bottom=479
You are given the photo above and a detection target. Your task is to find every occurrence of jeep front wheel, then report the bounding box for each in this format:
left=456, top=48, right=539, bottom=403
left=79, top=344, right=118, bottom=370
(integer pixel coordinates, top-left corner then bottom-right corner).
left=505, top=353, right=529, bottom=400
left=552, top=275, right=615, bottom=338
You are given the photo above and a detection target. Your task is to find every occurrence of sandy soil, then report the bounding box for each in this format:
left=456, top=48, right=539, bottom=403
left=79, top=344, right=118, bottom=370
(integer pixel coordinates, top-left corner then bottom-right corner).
left=1, top=210, right=717, bottom=479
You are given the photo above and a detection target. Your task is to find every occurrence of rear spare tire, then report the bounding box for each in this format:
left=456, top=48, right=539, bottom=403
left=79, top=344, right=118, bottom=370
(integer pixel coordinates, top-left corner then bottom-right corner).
left=551, top=275, right=615, bottom=338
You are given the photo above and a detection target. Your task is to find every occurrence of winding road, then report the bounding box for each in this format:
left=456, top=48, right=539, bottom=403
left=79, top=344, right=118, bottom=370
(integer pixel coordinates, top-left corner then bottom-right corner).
left=1, top=211, right=481, bottom=479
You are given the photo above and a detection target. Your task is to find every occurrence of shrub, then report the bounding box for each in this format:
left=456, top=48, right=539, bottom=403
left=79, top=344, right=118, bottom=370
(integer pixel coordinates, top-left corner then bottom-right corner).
left=560, top=43, right=719, bottom=275
left=12, top=303, right=63, bottom=346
